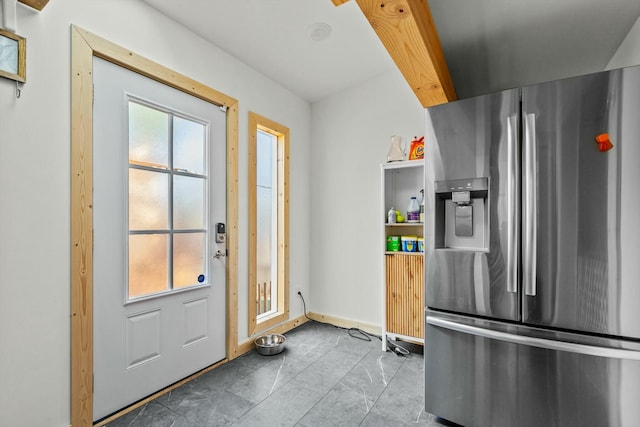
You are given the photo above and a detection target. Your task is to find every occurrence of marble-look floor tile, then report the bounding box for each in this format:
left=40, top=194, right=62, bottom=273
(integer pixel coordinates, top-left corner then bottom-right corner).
left=359, top=410, right=412, bottom=427
left=333, top=332, right=379, bottom=356
left=234, top=379, right=324, bottom=427
left=227, top=354, right=307, bottom=404
left=297, top=380, right=372, bottom=427
left=365, top=361, right=428, bottom=425
left=293, top=348, right=365, bottom=394
left=282, top=321, right=326, bottom=342
left=104, top=322, right=447, bottom=427
left=105, top=401, right=180, bottom=427
left=364, top=401, right=437, bottom=426
left=170, top=389, right=254, bottom=426
left=385, top=353, right=426, bottom=397
left=171, top=409, right=235, bottom=427
left=197, top=362, right=256, bottom=392
left=361, top=409, right=457, bottom=427
left=287, top=333, right=343, bottom=360
left=401, top=350, right=426, bottom=373
left=341, top=346, right=407, bottom=400
left=154, top=381, right=214, bottom=415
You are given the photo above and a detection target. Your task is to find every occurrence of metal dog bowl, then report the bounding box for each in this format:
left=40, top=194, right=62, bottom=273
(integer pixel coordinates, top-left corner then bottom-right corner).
left=254, top=334, right=286, bottom=356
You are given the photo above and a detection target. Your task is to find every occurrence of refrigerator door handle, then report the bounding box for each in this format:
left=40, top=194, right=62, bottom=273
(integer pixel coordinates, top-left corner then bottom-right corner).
left=427, top=316, right=640, bottom=360
left=523, top=113, right=537, bottom=296
left=506, top=115, right=519, bottom=293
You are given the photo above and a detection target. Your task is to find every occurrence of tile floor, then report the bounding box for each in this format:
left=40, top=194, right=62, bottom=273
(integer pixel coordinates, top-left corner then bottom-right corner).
left=106, top=321, right=454, bottom=426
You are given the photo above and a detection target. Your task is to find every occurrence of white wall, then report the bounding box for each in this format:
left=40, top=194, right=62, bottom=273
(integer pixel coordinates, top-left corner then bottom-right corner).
left=309, top=69, right=423, bottom=327
left=607, top=15, right=640, bottom=69
left=0, top=1, right=310, bottom=425
left=305, top=9, right=640, bottom=331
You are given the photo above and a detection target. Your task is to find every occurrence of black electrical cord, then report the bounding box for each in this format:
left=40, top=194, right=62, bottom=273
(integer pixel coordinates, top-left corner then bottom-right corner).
left=297, top=291, right=410, bottom=356
left=298, top=291, right=372, bottom=340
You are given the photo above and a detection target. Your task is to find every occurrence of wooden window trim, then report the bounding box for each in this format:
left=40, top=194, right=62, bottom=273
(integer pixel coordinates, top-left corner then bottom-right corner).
left=248, top=112, right=290, bottom=336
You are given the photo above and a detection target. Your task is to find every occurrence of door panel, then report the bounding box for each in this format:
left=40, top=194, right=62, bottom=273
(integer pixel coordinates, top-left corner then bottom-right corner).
left=92, top=57, right=226, bottom=420
left=425, top=311, right=640, bottom=427
left=424, top=89, right=520, bottom=321
left=425, top=312, right=518, bottom=427
left=522, top=65, right=640, bottom=340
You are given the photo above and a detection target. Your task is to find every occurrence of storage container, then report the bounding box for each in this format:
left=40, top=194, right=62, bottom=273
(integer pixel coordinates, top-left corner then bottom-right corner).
left=387, top=235, right=400, bottom=251
left=407, top=197, right=420, bottom=222
left=401, top=235, right=417, bottom=252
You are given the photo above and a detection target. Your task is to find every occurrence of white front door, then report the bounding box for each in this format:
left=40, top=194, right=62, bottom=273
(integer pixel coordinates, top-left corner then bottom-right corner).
left=92, top=57, right=227, bottom=420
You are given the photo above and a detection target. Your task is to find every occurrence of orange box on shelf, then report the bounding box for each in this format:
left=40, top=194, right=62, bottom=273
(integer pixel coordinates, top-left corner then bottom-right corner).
left=409, top=136, right=424, bottom=160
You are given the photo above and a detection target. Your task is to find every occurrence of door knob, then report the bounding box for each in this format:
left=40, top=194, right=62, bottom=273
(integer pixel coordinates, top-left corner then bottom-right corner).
left=212, top=250, right=226, bottom=259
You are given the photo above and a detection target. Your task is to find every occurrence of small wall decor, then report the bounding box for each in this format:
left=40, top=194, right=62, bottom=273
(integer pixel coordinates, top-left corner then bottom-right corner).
left=0, top=27, right=26, bottom=83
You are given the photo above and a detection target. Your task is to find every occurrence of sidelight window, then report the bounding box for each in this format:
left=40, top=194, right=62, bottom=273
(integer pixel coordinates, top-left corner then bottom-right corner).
left=248, top=112, right=289, bottom=334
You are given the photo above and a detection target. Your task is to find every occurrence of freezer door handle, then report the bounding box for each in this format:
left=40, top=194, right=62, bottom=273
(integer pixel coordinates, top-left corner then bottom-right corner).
left=427, top=316, right=640, bottom=360
left=506, top=115, right=519, bottom=293
left=523, top=113, right=537, bottom=296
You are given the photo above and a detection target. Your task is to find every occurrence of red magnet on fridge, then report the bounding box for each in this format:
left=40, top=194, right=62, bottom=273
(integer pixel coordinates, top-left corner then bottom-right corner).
left=595, top=133, right=614, bottom=152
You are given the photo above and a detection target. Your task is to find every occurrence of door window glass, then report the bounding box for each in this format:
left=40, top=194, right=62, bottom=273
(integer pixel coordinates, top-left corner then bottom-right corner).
left=128, top=101, right=169, bottom=168
left=127, top=100, right=209, bottom=300
left=128, top=234, right=169, bottom=298
left=173, top=175, right=205, bottom=230
left=128, top=168, right=169, bottom=230
left=173, top=116, right=206, bottom=175
left=173, top=232, right=206, bottom=289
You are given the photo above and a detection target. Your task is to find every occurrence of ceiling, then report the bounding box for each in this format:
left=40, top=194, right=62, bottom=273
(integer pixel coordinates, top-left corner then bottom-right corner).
left=143, top=0, right=640, bottom=102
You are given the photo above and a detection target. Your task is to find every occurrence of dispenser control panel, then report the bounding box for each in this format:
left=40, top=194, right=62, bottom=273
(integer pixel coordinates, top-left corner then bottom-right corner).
left=434, top=177, right=489, bottom=250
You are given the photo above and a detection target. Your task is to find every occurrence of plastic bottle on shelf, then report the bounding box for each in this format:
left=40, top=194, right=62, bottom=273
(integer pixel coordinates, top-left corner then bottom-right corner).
left=387, top=207, right=396, bottom=224
left=407, top=197, right=420, bottom=223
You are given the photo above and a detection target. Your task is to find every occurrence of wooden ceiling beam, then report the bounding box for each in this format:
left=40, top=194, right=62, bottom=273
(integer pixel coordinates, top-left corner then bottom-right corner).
left=18, top=0, right=49, bottom=11
left=336, top=0, right=456, bottom=107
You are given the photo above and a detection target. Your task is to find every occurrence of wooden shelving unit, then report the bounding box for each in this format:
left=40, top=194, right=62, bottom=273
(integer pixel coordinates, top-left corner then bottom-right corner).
left=381, top=160, right=424, bottom=351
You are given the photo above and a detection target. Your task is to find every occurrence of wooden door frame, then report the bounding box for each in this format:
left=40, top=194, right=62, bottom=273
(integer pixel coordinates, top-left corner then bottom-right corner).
left=70, top=25, right=239, bottom=426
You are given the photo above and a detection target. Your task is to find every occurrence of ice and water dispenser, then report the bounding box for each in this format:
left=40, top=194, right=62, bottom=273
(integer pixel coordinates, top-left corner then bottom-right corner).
left=434, top=177, right=489, bottom=251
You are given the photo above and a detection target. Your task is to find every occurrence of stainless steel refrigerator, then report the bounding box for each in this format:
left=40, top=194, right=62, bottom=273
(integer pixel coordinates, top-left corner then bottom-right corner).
left=423, top=65, right=640, bottom=427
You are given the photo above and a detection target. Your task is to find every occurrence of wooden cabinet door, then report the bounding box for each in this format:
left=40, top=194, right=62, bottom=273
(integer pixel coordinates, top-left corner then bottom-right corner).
left=386, top=255, right=424, bottom=338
